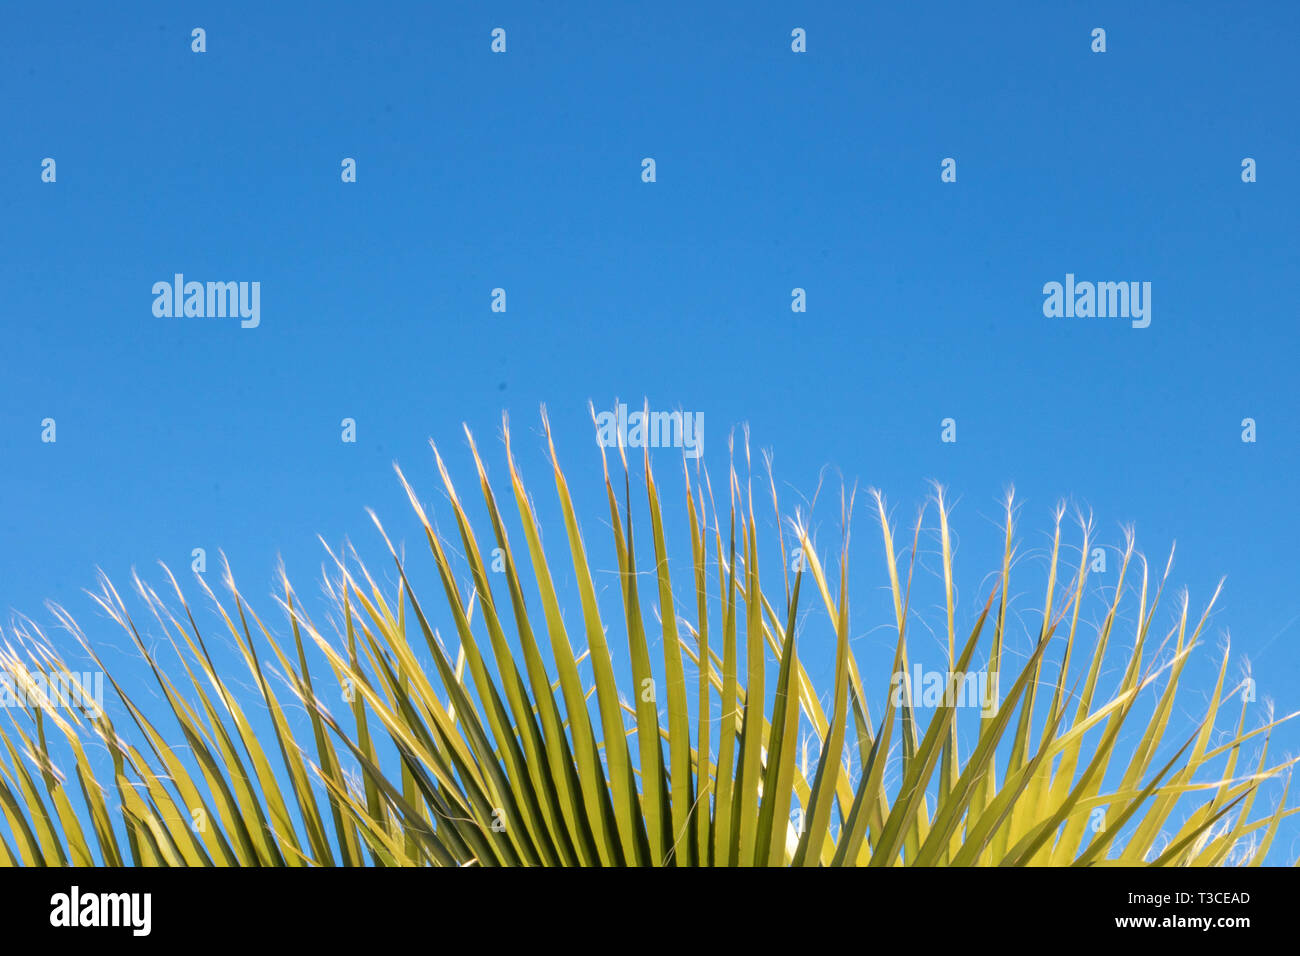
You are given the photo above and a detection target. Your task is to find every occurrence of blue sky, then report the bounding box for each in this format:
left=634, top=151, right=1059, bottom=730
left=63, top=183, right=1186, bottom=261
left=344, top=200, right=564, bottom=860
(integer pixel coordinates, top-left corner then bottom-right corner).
left=2, top=1, right=1298, bottom=863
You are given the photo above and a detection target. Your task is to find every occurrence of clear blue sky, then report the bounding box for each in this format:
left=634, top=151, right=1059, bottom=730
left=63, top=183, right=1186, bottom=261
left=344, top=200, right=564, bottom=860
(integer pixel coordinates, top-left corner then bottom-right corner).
left=2, top=1, right=1298, bottom=862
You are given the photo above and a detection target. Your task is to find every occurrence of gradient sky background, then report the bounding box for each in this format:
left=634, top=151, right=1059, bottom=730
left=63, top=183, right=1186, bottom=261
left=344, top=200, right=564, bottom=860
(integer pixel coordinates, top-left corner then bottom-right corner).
left=3, top=1, right=1298, bottom=862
